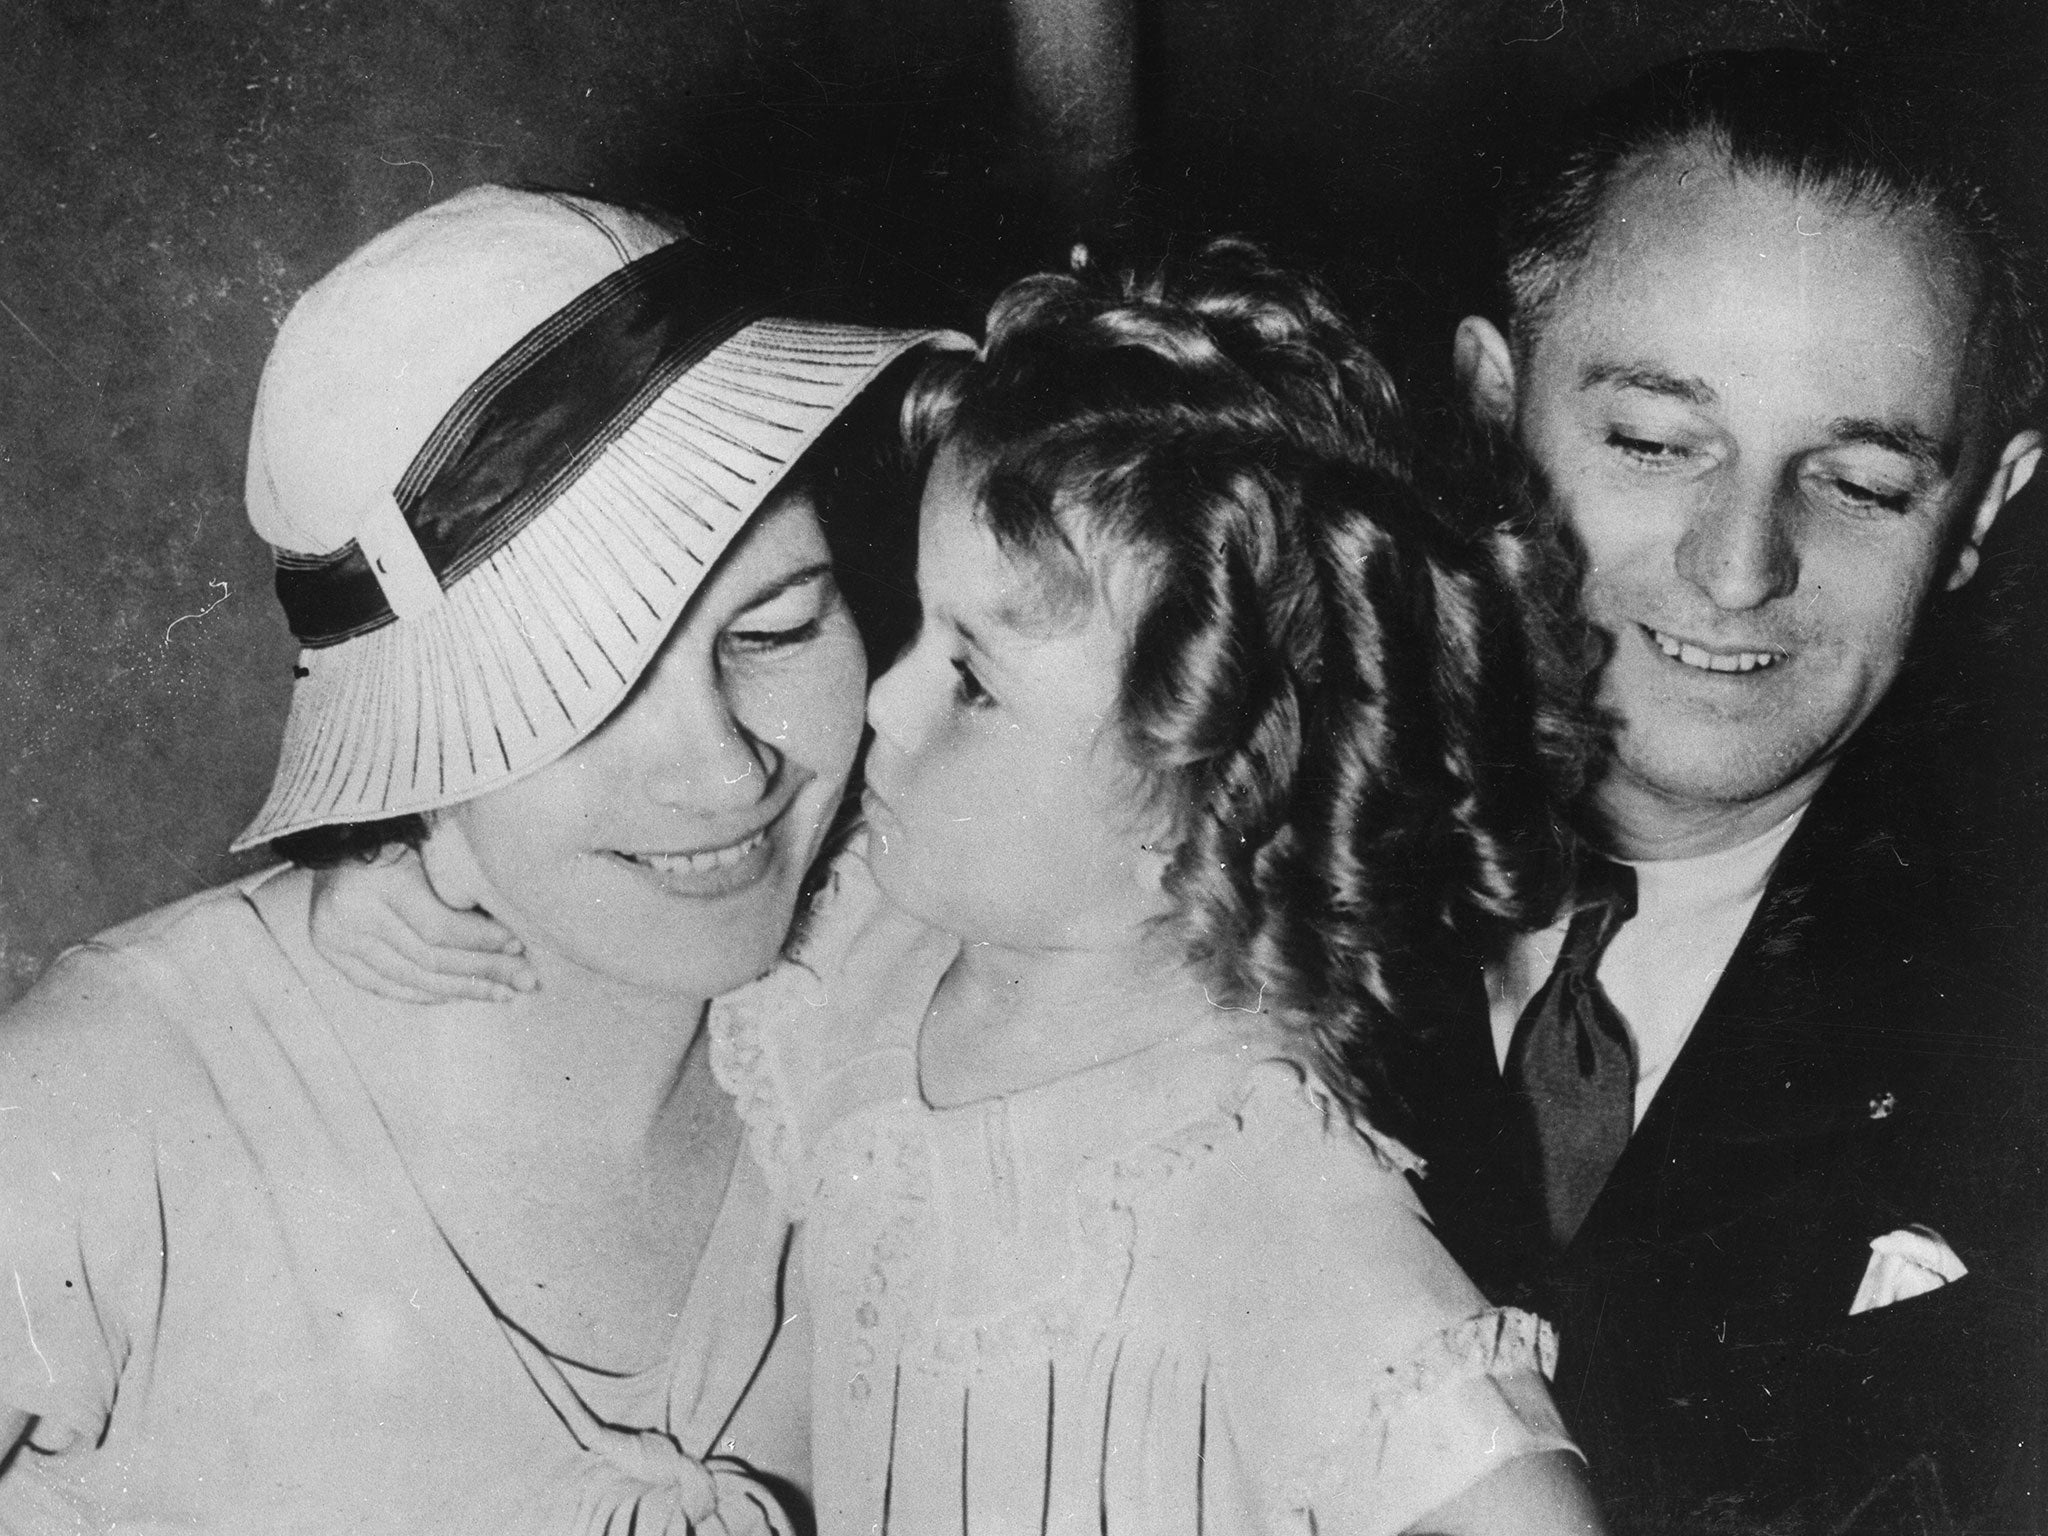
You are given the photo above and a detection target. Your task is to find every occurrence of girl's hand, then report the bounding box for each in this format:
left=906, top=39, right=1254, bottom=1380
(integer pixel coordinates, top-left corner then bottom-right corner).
left=1403, top=1449, right=1605, bottom=1536
left=308, top=846, right=537, bottom=1003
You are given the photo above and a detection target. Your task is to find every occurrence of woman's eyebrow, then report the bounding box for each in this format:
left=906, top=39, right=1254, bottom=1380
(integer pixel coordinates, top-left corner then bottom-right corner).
left=734, top=560, right=834, bottom=614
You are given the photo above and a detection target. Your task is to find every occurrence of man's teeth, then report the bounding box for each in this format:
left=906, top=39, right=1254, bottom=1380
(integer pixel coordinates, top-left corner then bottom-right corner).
left=1651, top=630, right=1779, bottom=673
left=628, top=828, right=766, bottom=875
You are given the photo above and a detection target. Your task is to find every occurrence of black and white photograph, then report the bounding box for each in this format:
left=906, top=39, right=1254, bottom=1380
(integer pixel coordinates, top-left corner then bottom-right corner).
left=1, top=1, right=2044, bottom=1531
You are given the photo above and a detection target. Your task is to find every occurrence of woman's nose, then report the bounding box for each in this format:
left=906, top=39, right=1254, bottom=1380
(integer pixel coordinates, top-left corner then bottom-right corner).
left=1673, top=475, right=1801, bottom=612
left=631, top=659, right=781, bottom=814
left=643, top=718, right=779, bottom=813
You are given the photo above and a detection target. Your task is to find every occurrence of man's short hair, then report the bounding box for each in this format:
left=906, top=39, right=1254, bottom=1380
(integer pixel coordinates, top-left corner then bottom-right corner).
left=1498, top=49, right=2048, bottom=442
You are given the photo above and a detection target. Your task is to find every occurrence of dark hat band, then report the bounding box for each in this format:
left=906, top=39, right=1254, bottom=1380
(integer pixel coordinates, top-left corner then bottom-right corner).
left=275, top=235, right=763, bottom=647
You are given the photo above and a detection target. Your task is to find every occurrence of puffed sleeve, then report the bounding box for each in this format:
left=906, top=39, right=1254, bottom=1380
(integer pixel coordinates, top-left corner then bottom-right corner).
left=1195, top=1071, right=1577, bottom=1534
left=0, top=945, right=171, bottom=1453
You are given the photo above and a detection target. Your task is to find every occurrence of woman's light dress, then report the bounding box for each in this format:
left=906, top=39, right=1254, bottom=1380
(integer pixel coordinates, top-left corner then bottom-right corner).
left=0, top=867, right=792, bottom=1535
left=712, top=852, right=1576, bottom=1535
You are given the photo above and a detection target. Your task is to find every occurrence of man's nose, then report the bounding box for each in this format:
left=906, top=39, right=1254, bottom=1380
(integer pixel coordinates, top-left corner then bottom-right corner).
left=1673, top=476, right=1800, bottom=611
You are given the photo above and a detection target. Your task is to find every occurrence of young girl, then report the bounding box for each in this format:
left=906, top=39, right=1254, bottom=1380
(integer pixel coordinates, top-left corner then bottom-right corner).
left=322, top=244, right=1602, bottom=1534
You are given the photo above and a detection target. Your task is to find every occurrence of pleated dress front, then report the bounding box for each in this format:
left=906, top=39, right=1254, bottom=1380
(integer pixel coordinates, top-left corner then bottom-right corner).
left=713, top=854, right=1576, bottom=1536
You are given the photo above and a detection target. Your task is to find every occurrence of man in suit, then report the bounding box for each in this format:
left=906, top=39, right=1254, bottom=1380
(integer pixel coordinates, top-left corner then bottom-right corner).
left=1422, top=50, right=2048, bottom=1535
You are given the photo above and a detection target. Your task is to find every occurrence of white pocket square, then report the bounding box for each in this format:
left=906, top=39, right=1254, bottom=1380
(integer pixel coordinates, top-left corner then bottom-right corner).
left=1848, top=1226, right=1967, bottom=1316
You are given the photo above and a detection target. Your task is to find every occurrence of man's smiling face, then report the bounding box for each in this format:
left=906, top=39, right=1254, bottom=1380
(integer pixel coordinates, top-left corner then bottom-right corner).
left=1503, top=147, right=2024, bottom=851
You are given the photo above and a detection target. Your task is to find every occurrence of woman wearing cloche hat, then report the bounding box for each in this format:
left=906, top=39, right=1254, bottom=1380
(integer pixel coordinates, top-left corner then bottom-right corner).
left=0, top=186, right=965, bottom=1532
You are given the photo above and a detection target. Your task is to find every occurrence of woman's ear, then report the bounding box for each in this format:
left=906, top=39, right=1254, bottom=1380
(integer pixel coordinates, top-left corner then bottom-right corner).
left=418, top=810, right=490, bottom=912
left=1453, top=316, right=1519, bottom=430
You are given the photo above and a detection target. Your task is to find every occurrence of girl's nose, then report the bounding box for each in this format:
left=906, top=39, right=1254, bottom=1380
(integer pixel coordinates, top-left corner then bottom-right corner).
left=864, top=643, right=921, bottom=752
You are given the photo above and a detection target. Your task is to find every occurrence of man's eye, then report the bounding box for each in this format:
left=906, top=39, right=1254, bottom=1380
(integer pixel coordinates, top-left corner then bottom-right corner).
left=950, top=657, right=993, bottom=708
left=1827, top=477, right=1912, bottom=514
left=1607, top=430, right=1690, bottom=464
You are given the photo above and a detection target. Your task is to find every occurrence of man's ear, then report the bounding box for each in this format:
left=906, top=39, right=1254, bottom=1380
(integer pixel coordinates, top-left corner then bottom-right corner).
left=1946, top=428, right=2044, bottom=591
left=1453, top=315, right=1519, bottom=430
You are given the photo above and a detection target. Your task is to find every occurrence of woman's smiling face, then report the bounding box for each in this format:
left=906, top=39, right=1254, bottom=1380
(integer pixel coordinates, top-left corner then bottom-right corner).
left=425, top=487, right=868, bottom=1000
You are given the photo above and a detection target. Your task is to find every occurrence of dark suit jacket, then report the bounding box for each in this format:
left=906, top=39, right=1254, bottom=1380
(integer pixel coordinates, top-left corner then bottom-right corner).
left=1416, top=738, right=2048, bottom=1536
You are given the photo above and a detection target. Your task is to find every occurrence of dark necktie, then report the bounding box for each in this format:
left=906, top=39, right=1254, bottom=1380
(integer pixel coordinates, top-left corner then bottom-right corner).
left=1504, top=857, right=1639, bottom=1249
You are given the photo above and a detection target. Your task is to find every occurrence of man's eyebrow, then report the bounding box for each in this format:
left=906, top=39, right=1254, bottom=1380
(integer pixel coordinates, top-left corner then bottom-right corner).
left=734, top=561, right=833, bottom=614
left=1827, top=418, right=1959, bottom=477
left=1579, top=362, right=1718, bottom=406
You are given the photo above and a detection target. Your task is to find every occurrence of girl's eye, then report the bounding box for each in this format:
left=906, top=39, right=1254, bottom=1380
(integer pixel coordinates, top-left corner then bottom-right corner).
left=950, top=657, right=993, bottom=709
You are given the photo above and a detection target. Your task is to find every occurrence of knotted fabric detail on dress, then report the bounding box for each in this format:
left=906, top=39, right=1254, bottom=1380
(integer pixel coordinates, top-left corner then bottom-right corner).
left=1504, top=856, right=1639, bottom=1248
left=500, top=1313, right=793, bottom=1536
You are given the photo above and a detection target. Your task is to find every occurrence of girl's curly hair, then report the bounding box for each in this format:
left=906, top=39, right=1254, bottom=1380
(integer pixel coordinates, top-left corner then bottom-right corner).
left=902, top=240, right=1598, bottom=1142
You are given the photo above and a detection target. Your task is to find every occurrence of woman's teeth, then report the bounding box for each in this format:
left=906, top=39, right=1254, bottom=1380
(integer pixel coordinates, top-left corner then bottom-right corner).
left=627, top=828, right=767, bottom=874
left=1651, top=629, right=1779, bottom=673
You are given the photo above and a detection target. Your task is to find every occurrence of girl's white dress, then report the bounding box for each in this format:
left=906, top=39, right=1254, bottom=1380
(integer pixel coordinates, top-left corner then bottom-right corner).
left=713, top=853, right=1575, bottom=1535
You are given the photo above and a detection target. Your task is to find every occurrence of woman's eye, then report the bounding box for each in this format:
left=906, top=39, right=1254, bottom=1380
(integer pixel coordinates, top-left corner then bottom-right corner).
left=950, top=657, right=992, bottom=709
left=723, top=580, right=836, bottom=653
left=725, top=616, right=822, bottom=652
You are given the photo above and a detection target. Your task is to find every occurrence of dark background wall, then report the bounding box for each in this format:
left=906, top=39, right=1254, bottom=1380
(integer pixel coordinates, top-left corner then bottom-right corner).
left=3, top=0, right=2044, bottom=1002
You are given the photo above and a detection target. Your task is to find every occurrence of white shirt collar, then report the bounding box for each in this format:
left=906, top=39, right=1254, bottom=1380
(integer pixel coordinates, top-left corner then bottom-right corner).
left=1488, top=807, right=1808, bottom=1125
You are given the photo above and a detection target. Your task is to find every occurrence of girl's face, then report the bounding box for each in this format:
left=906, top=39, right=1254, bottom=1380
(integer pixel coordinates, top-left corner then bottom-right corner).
left=863, top=444, right=1171, bottom=951
left=426, top=488, right=867, bottom=999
